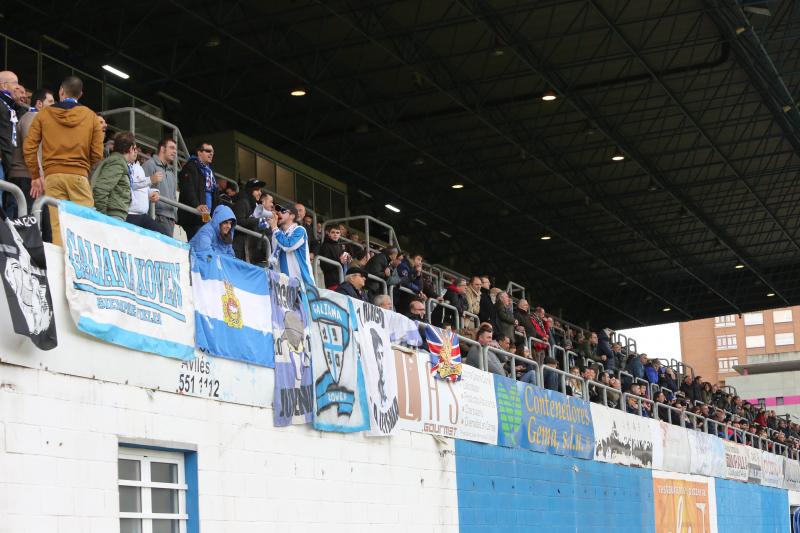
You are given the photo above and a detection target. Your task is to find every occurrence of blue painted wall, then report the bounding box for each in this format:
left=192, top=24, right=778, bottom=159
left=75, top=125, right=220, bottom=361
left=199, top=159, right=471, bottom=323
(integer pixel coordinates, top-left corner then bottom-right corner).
left=715, top=478, right=788, bottom=533
left=455, top=440, right=655, bottom=533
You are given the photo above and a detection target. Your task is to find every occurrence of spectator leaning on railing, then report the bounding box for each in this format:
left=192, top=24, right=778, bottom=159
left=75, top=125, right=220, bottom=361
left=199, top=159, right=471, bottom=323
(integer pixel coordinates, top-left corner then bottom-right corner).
left=91, top=131, right=139, bottom=221
left=178, top=141, right=217, bottom=240
left=189, top=204, right=236, bottom=257
left=23, top=75, right=103, bottom=246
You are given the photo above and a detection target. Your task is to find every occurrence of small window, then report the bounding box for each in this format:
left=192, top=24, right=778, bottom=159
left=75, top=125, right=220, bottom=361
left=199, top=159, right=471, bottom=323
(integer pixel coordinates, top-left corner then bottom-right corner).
left=777, top=397, right=785, bottom=406
left=716, top=334, right=737, bottom=350
left=714, top=315, right=736, bottom=328
left=745, top=334, right=765, bottom=348
left=743, top=312, right=763, bottom=326
left=237, top=146, right=256, bottom=181
left=276, top=165, right=294, bottom=199
left=775, top=332, right=795, bottom=346
left=718, top=357, right=739, bottom=371
left=119, top=448, right=187, bottom=533
left=295, top=173, right=314, bottom=210
left=256, top=156, right=276, bottom=191
left=773, top=309, right=793, bottom=323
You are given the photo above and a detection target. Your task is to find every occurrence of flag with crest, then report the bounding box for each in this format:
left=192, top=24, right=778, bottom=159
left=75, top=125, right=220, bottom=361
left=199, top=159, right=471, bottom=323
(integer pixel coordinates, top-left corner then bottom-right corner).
left=425, top=324, right=462, bottom=382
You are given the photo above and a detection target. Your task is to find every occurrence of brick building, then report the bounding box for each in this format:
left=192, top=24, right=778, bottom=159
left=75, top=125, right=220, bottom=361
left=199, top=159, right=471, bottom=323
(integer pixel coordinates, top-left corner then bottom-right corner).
left=679, top=306, right=800, bottom=385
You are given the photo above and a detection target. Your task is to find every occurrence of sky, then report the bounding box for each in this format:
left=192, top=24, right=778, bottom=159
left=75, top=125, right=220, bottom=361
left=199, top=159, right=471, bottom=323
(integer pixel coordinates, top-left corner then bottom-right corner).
left=618, top=322, right=682, bottom=362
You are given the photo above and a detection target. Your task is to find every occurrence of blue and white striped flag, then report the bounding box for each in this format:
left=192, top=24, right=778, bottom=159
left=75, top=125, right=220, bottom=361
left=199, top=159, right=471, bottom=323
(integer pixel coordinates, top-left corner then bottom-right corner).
left=191, top=253, right=274, bottom=367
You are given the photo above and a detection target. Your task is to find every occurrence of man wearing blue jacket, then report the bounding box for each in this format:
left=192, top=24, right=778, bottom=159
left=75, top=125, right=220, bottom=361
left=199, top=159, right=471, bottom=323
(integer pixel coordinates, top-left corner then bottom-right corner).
left=189, top=204, right=236, bottom=257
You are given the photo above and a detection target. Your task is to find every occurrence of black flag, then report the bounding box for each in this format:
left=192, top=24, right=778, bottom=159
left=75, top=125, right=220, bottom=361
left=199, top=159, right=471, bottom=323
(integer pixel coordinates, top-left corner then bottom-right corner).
left=0, top=214, right=57, bottom=350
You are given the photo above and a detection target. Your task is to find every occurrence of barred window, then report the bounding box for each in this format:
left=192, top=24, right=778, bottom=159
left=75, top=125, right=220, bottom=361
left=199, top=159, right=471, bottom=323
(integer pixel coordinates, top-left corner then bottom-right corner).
left=119, top=448, right=187, bottom=533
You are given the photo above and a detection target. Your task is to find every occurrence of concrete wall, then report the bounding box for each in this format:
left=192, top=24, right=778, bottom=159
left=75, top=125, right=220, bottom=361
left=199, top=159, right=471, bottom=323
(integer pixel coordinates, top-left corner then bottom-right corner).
left=715, top=478, right=789, bottom=533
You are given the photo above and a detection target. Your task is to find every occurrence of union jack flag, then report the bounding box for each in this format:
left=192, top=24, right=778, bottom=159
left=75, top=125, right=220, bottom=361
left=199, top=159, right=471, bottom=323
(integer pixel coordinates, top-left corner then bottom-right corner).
left=426, top=324, right=462, bottom=382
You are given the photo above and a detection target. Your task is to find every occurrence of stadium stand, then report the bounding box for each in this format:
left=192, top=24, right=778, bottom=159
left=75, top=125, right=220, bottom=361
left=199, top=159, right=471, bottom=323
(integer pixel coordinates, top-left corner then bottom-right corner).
left=0, top=68, right=793, bottom=469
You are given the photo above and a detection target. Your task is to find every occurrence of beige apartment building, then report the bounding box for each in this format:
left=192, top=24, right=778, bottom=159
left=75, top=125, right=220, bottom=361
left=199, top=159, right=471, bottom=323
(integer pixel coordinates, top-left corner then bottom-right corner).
left=679, top=306, right=800, bottom=385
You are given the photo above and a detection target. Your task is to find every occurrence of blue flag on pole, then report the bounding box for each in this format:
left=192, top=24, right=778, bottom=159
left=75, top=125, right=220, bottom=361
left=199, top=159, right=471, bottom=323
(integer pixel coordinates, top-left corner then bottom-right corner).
left=191, top=253, right=274, bottom=367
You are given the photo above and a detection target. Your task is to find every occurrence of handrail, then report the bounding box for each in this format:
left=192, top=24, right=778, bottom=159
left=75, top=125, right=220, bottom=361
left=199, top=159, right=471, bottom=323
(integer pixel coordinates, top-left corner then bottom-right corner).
left=586, top=379, right=622, bottom=409
left=425, top=298, right=461, bottom=330
left=623, top=392, right=654, bottom=417
left=322, top=216, right=398, bottom=255
left=0, top=180, right=28, bottom=217
left=463, top=311, right=480, bottom=330
left=505, top=280, right=526, bottom=301
left=543, top=365, right=580, bottom=396
left=313, top=255, right=344, bottom=285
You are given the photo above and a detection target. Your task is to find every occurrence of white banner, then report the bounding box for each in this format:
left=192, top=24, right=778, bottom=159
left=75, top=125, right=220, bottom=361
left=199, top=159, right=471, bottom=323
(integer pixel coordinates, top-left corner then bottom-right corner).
left=760, top=450, right=784, bottom=488
left=59, top=201, right=194, bottom=359
left=784, top=457, right=800, bottom=491
left=591, top=403, right=656, bottom=468
left=394, top=347, right=497, bottom=444
left=723, top=440, right=749, bottom=481
left=654, top=421, right=691, bottom=473
left=354, top=300, right=400, bottom=436
left=687, top=431, right=726, bottom=478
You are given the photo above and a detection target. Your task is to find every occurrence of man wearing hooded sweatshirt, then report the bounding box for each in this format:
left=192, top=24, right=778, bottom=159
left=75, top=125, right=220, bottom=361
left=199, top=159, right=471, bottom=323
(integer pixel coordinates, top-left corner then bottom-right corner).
left=189, top=205, right=236, bottom=257
left=23, top=75, right=103, bottom=246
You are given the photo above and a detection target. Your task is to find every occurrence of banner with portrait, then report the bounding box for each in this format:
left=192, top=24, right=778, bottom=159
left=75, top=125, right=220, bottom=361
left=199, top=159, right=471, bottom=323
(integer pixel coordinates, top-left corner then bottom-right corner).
left=687, top=431, right=726, bottom=478
left=591, top=403, right=656, bottom=468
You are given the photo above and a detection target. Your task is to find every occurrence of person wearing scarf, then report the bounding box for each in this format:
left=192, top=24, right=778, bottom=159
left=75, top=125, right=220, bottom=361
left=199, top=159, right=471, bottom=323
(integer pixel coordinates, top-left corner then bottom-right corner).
left=269, top=204, right=315, bottom=288
left=177, top=142, right=217, bottom=240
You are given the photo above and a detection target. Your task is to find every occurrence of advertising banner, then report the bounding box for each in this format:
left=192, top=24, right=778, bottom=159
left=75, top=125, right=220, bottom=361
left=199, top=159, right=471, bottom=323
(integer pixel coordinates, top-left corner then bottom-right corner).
left=354, top=300, right=400, bottom=436
left=723, top=440, right=749, bottom=482
left=654, top=422, right=691, bottom=473
left=269, top=272, right=312, bottom=427
left=494, top=375, right=594, bottom=459
left=687, top=431, right=726, bottom=478
left=760, top=450, right=784, bottom=488
left=652, top=471, right=717, bottom=533
left=307, top=288, right=369, bottom=433
left=591, top=403, right=655, bottom=467
left=747, top=446, right=763, bottom=484
left=783, top=457, right=800, bottom=491
left=59, top=201, right=194, bottom=359
left=394, top=347, right=497, bottom=444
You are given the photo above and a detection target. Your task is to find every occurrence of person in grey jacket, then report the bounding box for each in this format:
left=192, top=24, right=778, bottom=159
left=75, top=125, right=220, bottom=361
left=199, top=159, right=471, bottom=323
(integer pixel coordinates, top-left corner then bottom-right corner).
left=142, top=137, right=178, bottom=237
left=465, top=326, right=507, bottom=376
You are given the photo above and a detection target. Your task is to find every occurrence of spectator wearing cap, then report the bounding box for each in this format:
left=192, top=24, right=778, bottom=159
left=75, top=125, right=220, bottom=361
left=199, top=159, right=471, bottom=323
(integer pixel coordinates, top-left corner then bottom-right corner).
left=177, top=141, right=216, bottom=240
left=142, top=137, right=178, bottom=237
left=335, top=266, right=368, bottom=302
left=232, top=178, right=265, bottom=260
left=269, top=204, right=315, bottom=288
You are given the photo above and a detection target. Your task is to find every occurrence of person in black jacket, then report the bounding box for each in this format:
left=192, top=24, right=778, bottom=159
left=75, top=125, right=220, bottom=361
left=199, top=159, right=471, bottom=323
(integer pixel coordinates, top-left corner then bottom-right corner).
left=431, top=278, right=467, bottom=330
left=478, top=276, right=499, bottom=333
left=0, top=71, right=28, bottom=211
left=177, top=142, right=217, bottom=240
left=317, top=225, right=349, bottom=288
left=335, top=266, right=368, bottom=302
left=365, top=246, right=399, bottom=296
left=232, top=178, right=265, bottom=261
left=295, top=203, right=318, bottom=256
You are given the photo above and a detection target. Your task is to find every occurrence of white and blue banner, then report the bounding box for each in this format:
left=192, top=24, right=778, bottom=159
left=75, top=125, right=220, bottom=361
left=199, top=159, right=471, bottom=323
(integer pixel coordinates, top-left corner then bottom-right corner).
left=191, top=253, right=274, bottom=367
left=307, top=287, right=369, bottom=433
left=59, top=201, right=194, bottom=359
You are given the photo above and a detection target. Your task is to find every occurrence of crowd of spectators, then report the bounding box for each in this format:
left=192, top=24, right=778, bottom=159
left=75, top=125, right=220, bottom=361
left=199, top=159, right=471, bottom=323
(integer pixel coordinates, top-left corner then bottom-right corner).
left=3, top=70, right=798, bottom=461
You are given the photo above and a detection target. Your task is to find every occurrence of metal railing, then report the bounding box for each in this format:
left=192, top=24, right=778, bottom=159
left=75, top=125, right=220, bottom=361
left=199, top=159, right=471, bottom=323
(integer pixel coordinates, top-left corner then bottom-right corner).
left=322, top=216, right=398, bottom=256
left=0, top=181, right=28, bottom=217
left=314, top=255, right=344, bottom=286
left=425, top=298, right=462, bottom=330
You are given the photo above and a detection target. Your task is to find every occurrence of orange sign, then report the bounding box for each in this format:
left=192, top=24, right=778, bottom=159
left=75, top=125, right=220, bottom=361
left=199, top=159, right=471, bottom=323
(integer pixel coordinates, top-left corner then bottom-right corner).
left=653, top=474, right=716, bottom=533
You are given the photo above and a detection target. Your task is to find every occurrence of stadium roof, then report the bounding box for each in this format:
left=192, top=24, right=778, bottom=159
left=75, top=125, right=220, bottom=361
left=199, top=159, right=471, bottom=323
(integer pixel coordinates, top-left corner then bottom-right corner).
left=7, top=0, right=800, bottom=328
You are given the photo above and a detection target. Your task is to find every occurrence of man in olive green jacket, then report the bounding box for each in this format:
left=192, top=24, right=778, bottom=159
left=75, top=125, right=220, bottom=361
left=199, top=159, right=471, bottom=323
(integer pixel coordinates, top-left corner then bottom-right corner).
left=91, top=131, right=137, bottom=220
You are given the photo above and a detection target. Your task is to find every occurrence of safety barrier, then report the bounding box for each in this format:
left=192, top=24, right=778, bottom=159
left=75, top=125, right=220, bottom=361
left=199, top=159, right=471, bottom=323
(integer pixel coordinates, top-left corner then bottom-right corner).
left=322, top=216, right=398, bottom=256
left=0, top=180, right=28, bottom=217
left=425, top=298, right=462, bottom=330
left=313, top=255, right=344, bottom=286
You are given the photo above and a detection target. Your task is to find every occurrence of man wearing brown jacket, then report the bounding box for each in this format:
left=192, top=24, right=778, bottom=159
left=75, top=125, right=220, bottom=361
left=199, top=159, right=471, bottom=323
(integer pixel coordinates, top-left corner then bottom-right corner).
left=23, top=76, right=103, bottom=245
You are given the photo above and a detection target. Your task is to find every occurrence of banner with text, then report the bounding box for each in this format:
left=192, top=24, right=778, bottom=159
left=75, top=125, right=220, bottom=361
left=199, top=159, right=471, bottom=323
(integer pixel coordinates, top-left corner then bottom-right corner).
left=355, top=300, right=400, bottom=436
left=307, top=288, right=370, bottom=433
left=270, top=272, right=312, bottom=427
left=760, top=449, right=784, bottom=488
left=654, top=422, right=691, bottom=473
left=723, top=441, right=749, bottom=482
left=591, top=403, right=656, bottom=468
left=747, top=446, right=763, bottom=484
left=494, top=375, right=594, bottom=459
left=394, top=347, right=497, bottom=444
left=784, top=457, right=800, bottom=491
left=652, top=471, right=717, bottom=533
left=59, top=201, right=194, bottom=359
left=687, top=431, right=726, bottom=478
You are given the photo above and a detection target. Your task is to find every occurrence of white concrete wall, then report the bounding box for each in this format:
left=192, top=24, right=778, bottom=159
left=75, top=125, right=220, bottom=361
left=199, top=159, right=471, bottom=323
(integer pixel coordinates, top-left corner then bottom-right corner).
left=0, top=244, right=459, bottom=533
left=0, top=363, right=459, bottom=533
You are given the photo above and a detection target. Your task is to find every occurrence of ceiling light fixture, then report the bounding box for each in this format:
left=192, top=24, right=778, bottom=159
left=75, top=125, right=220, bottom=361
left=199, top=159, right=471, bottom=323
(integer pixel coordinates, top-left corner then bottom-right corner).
left=611, top=150, right=625, bottom=161
left=734, top=263, right=745, bottom=269
left=412, top=218, right=427, bottom=226
left=767, top=292, right=775, bottom=297
left=540, top=235, right=552, bottom=241
left=451, top=183, right=464, bottom=189
left=357, top=189, right=373, bottom=198
left=412, top=156, right=425, bottom=166
left=541, top=90, right=557, bottom=101
left=290, top=88, right=307, bottom=97
left=440, top=231, right=452, bottom=238
left=385, top=204, right=400, bottom=213
left=662, top=307, right=671, bottom=312
left=102, top=64, right=129, bottom=80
